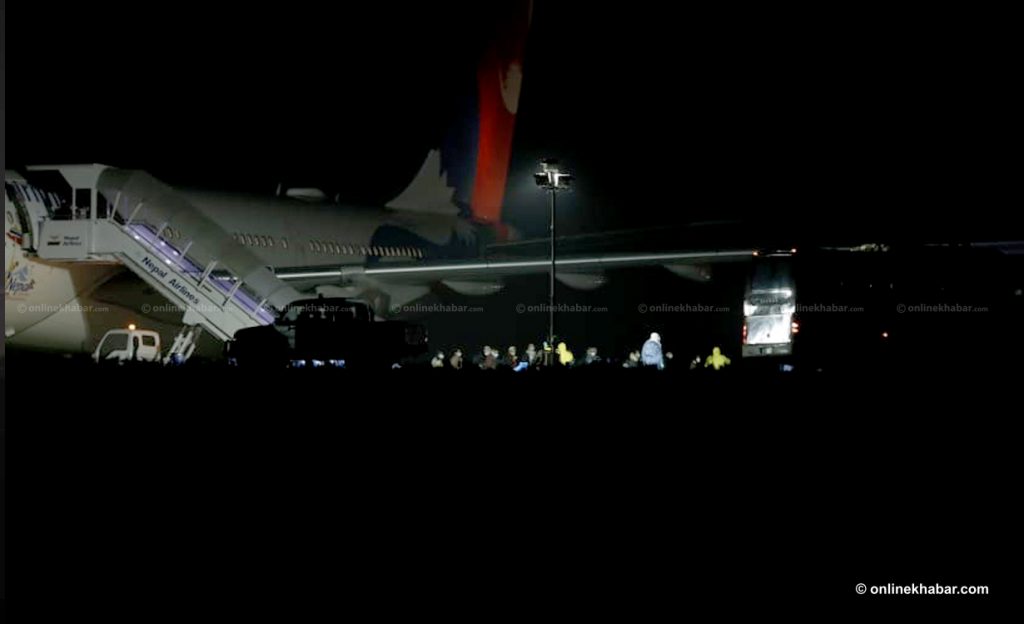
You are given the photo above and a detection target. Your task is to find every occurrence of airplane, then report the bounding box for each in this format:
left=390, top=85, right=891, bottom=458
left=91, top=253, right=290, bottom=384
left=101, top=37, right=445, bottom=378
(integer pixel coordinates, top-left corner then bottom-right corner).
left=4, top=1, right=753, bottom=358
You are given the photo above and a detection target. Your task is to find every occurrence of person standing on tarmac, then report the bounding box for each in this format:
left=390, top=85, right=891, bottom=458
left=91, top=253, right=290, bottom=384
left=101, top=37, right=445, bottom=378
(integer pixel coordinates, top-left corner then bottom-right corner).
left=504, top=345, right=519, bottom=368
left=449, top=348, right=464, bottom=370
left=480, top=346, right=498, bottom=370
left=524, top=343, right=539, bottom=367
left=641, top=332, right=665, bottom=369
left=705, top=346, right=731, bottom=371
left=556, top=342, right=575, bottom=366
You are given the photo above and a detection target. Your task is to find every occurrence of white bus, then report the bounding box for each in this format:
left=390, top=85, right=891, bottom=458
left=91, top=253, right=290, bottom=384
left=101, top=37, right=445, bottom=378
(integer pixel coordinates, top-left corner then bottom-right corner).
left=742, top=252, right=797, bottom=358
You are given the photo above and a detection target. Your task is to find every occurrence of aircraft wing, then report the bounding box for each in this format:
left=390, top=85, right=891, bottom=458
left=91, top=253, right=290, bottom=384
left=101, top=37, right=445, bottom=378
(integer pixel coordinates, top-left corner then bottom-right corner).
left=274, top=249, right=755, bottom=286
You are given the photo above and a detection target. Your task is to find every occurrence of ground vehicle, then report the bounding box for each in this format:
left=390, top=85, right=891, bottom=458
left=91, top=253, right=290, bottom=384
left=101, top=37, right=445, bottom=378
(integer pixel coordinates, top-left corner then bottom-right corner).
left=226, top=297, right=428, bottom=368
left=92, top=327, right=161, bottom=363
left=742, top=252, right=796, bottom=358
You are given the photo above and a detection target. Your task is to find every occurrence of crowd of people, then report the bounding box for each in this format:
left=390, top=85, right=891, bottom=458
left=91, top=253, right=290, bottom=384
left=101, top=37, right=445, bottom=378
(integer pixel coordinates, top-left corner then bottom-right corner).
left=424, top=332, right=731, bottom=372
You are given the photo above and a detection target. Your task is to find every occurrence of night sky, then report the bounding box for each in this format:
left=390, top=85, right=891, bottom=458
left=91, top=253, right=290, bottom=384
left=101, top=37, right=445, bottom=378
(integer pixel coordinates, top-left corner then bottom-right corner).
left=10, top=4, right=1019, bottom=243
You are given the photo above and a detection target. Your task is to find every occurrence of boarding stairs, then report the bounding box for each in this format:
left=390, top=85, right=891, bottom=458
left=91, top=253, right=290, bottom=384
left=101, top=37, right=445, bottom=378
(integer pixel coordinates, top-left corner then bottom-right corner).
left=26, top=165, right=300, bottom=349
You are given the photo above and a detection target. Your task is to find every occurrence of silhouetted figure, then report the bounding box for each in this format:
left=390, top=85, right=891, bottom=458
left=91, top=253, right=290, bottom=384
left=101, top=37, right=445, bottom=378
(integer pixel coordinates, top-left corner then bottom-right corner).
left=524, top=343, right=539, bottom=367
left=479, top=346, right=498, bottom=370
left=449, top=348, right=464, bottom=370
left=503, top=345, right=519, bottom=368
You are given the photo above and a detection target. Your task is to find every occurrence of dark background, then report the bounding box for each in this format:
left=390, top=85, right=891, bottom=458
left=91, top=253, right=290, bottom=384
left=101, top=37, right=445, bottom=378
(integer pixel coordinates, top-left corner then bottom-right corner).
left=5, top=3, right=1020, bottom=612
left=9, top=3, right=1020, bottom=242
left=10, top=2, right=1021, bottom=357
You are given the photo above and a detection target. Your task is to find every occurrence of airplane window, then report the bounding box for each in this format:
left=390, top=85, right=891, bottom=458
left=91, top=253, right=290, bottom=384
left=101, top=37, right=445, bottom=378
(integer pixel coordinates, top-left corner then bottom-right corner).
left=281, top=237, right=288, bottom=249
left=269, top=237, right=275, bottom=247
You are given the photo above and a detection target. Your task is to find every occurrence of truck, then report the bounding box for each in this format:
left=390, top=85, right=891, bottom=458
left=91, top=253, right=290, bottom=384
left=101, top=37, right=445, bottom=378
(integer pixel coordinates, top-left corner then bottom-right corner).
left=226, top=296, right=428, bottom=369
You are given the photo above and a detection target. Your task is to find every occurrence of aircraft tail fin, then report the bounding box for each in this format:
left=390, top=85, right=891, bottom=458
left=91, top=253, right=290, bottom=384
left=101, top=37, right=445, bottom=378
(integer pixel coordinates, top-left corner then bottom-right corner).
left=386, top=1, right=532, bottom=228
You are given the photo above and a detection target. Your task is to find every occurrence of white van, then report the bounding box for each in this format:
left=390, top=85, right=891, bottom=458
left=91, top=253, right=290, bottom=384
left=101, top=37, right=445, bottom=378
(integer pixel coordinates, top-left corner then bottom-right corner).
left=92, top=327, right=161, bottom=363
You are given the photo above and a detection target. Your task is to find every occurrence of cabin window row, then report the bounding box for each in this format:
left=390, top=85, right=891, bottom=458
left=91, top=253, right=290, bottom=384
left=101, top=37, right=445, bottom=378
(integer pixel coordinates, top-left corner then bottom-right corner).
left=306, top=241, right=424, bottom=258
left=232, top=232, right=290, bottom=249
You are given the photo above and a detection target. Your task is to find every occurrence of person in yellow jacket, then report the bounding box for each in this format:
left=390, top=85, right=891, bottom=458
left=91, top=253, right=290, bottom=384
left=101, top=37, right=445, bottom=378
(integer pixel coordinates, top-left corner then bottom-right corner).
left=704, top=346, right=731, bottom=370
left=556, top=342, right=575, bottom=366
